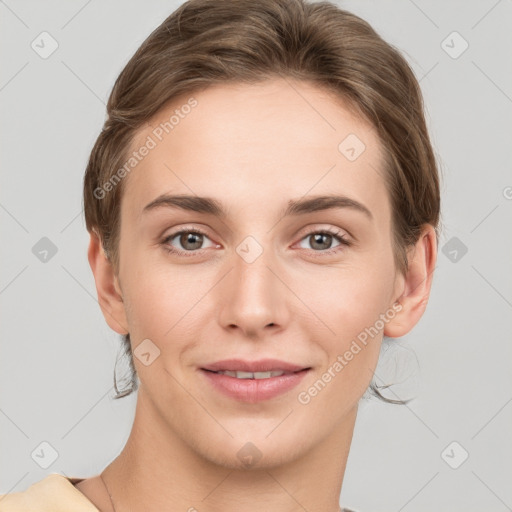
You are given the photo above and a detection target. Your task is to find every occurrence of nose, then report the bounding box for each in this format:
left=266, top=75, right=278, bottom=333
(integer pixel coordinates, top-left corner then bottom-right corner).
left=217, top=241, right=290, bottom=339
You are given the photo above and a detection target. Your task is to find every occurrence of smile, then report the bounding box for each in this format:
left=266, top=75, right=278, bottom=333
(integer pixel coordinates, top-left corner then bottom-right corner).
left=209, top=370, right=289, bottom=379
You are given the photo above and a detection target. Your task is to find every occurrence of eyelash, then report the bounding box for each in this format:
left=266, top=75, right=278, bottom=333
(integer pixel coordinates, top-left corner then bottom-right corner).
left=161, top=226, right=352, bottom=258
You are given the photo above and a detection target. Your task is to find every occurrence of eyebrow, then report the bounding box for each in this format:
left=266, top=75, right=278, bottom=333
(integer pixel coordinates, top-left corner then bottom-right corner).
left=142, top=194, right=373, bottom=220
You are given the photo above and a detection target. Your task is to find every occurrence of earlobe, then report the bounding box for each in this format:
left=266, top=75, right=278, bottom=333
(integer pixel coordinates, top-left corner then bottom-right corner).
left=87, top=231, right=129, bottom=335
left=384, top=224, right=437, bottom=339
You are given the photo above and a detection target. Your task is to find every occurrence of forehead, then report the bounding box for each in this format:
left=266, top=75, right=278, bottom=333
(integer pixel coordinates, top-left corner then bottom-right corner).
left=120, top=78, right=387, bottom=222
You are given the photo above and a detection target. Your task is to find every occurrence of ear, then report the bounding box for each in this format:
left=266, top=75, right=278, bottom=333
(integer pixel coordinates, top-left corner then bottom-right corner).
left=384, top=224, right=437, bottom=338
left=87, top=231, right=129, bottom=335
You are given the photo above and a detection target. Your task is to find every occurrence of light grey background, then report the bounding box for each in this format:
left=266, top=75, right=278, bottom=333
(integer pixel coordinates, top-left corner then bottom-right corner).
left=1, top=1, right=511, bottom=511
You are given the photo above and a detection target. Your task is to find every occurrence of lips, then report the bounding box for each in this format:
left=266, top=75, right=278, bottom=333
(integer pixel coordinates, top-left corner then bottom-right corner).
left=201, top=358, right=309, bottom=374
left=199, top=358, right=311, bottom=402
left=200, top=368, right=310, bottom=402
left=210, top=370, right=287, bottom=379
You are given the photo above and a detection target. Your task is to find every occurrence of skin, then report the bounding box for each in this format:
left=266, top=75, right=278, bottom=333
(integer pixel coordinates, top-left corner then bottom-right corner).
left=80, top=78, right=437, bottom=512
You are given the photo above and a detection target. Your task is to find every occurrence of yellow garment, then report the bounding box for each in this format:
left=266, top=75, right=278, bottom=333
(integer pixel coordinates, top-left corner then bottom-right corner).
left=0, top=473, right=358, bottom=511
left=0, top=473, right=99, bottom=511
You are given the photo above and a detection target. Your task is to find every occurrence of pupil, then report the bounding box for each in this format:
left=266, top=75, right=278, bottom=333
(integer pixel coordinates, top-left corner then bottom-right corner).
left=312, top=233, right=331, bottom=250
left=182, top=233, right=202, bottom=250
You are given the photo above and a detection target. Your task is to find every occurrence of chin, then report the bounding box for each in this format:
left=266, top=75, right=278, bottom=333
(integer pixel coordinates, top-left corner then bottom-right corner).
left=190, top=427, right=312, bottom=471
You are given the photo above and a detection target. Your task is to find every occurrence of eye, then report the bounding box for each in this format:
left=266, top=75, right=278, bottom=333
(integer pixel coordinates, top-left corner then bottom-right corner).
left=161, top=226, right=352, bottom=258
left=162, top=228, right=217, bottom=257
left=296, top=227, right=351, bottom=255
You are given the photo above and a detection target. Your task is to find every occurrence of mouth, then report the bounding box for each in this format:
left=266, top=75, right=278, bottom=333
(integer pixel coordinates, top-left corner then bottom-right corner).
left=201, top=358, right=310, bottom=374
left=201, top=368, right=309, bottom=379
left=199, top=359, right=312, bottom=402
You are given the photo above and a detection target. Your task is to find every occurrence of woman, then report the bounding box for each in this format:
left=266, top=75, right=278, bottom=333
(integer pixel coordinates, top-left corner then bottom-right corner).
left=0, top=0, right=439, bottom=510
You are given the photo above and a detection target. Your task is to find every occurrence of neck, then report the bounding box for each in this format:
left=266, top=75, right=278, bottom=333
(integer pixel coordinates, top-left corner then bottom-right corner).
left=101, top=390, right=358, bottom=512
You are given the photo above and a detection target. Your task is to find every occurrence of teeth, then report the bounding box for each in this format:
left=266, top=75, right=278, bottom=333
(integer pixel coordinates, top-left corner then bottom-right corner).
left=215, top=370, right=286, bottom=379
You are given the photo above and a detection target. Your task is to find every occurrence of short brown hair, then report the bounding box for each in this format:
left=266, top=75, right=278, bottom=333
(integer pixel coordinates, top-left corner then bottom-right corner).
left=83, top=0, right=441, bottom=401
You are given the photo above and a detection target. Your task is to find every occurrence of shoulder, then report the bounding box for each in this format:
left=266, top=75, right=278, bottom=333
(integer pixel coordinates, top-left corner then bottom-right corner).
left=0, top=473, right=99, bottom=511
left=0, top=475, right=359, bottom=512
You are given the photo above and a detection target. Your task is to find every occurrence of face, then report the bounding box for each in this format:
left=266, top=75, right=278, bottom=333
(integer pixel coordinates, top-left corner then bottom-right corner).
left=105, top=78, right=406, bottom=468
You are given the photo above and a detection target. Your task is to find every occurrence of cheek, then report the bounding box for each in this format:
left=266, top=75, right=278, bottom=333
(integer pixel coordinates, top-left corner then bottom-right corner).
left=307, top=263, right=393, bottom=337
left=120, top=267, right=198, bottom=390
left=122, top=231, right=395, bottom=348
left=120, top=248, right=216, bottom=365
left=124, top=270, right=192, bottom=339
left=307, top=263, right=394, bottom=382
left=297, top=277, right=390, bottom=415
